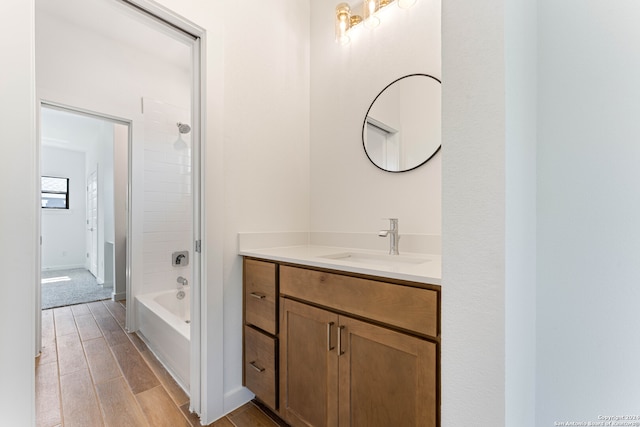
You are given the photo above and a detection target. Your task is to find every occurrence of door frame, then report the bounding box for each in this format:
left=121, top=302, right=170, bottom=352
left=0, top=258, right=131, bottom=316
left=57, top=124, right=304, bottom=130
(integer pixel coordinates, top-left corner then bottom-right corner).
left=37, top=100, right=133, bottom=309
left=34, top=0, right=210, bottom=418
left=86, top=167, right=99, bottom=278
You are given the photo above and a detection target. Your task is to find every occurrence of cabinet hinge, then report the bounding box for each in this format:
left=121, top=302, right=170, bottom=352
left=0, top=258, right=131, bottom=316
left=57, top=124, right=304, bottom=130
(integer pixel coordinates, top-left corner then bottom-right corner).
left=195, top=240, right=201, bottom=253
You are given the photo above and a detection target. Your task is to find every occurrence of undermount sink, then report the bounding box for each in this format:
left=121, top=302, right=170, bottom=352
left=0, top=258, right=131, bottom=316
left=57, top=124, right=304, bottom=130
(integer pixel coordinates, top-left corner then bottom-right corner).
left=319, top=251, right=430, bottom=267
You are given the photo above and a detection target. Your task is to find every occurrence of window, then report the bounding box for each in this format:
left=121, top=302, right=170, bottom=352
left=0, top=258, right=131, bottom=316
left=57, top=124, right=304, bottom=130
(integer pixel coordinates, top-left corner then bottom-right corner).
left=41, top=176, right=69, bottom=209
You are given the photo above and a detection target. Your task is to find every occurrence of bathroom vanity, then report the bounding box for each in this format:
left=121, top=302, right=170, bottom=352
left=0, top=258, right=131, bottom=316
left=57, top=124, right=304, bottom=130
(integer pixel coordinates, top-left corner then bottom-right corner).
left=241, top=246, right=441, bottom=427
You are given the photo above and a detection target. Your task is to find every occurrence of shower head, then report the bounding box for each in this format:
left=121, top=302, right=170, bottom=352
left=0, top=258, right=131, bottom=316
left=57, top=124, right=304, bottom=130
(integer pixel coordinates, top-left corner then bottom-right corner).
left=177, top=122, right=191, bottom=134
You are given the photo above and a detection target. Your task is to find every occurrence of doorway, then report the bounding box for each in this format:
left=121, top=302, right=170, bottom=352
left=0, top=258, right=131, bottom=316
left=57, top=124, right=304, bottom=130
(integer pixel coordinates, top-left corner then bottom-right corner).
left=40, top=105, right=129, bottom=310
left=35, top=0, right=205, bottom=416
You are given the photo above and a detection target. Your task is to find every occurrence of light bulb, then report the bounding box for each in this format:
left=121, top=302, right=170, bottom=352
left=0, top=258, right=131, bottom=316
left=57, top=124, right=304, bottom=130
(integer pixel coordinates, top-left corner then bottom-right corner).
left=335, top=3, right=352, bottom=44
left=397, top=0, right=417, bottom=9
left=363, top=0, right=380, bottom=29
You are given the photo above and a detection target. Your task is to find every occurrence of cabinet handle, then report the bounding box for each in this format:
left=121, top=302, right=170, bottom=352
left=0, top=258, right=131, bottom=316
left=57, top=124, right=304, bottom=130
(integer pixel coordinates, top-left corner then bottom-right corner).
left=249, top=361, right=265, bottom=372
left=327, top=322, right=335, bottom=351
left=249, top=292, right=266, bottom=300
left=338, top=325, right=345, bottom=355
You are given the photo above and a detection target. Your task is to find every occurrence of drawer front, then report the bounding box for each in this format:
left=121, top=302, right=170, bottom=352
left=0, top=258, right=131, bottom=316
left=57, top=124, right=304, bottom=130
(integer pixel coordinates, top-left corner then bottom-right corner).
left=245, top=259, right=277, bottom=335
left=280, top=265, right=439, bottom=338
left=244, top=325, right=277, bottom=410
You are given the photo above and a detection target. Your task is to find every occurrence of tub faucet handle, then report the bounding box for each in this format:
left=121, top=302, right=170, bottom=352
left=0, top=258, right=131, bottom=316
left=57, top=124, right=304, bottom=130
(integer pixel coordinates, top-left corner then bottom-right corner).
left=177, top=276, right=188, bottom=287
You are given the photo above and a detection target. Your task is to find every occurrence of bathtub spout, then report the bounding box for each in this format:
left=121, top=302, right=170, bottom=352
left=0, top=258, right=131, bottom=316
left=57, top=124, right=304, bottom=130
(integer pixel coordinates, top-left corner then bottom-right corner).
left=177, top=276, right=188, bottom=288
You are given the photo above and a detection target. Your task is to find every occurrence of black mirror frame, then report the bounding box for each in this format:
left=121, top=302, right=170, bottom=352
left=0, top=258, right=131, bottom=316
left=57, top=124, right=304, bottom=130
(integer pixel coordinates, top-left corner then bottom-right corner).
left=362, top=73, right=442, bottom=173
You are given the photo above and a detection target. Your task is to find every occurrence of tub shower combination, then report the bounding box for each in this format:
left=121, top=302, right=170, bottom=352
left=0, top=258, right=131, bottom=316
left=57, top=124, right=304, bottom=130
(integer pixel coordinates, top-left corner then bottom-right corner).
left=136, top=277, right=191, bottom=391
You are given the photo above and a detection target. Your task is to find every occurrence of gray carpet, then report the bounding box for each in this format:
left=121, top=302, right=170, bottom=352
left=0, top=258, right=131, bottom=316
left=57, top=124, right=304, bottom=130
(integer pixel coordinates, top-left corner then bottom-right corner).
left=41, top=268, right=113, bottom=309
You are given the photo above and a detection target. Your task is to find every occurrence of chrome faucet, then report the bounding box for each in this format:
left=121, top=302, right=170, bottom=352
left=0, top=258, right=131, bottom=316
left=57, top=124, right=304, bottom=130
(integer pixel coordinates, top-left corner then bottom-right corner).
left=378, top=218, right=400, bottom=255
left=177, top=276, right=188, bottom=288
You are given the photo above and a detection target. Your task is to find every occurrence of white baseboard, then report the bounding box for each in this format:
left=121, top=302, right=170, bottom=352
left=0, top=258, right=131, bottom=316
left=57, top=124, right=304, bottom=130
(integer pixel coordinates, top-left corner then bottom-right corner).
left=112, top=291, right=126, bottom=301
left=223, top=386, right=254, bottom=414
left=41, top=264, right=86, bottom=271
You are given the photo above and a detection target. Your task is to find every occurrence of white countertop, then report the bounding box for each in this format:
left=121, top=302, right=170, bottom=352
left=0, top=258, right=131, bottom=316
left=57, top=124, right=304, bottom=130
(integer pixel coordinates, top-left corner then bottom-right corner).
left=239, top=245, right=441, bottom=285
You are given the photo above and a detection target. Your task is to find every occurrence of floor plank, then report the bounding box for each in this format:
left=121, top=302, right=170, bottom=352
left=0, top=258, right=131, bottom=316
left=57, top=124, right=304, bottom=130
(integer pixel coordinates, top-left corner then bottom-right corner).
left=40, top=310, right=57, bottom=366
left=60, top=369, right=103, bottom=427
left=140, top=349, right=189, bottom=406
left=127, top=331, right=149, bottom=353
left=42, top=310, right=55, bottom=342
left=70, top=304, right=91, bottom=317
left=95, top=377, right=148, bottom=427
left=111, top=340, right=160, bottom=394
left=35, top=360, right=61, bottom=427
left=83, top=337, right=122, bottom=385
left=212, top=417, right=236, bottom=427
left=252, top=399, right=290, bottom=427
left=75, top=314, right=103, bottom=341
left=54, top=307, right=77, bottom=337
left=87, top=301, right=112, bottom=319
left=136, top=386, right=191, bottom=427
left=103, top=300, right=126, bottom=328
left=57, top=332, right=87, bottom=376
left=228, top=403, right=279, bottom=427
left=180, top=403, right=208, bottom=427
left=94, top=313, right=130, bottom=347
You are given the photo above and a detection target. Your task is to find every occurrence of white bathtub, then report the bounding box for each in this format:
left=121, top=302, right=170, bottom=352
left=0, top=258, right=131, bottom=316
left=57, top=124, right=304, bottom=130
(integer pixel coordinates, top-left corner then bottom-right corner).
left=136, top=288, right=190, bottom=391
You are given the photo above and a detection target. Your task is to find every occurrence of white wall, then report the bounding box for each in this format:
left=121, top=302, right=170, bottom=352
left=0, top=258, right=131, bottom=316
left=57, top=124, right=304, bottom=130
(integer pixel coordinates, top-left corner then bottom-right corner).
left=84, top=122, right=115, bottom=283
left=220, top=0, right=310, bottom=411
left=441, top=0, right=506, bottom=425
left=41, top=147, right=87, bottom=270
left=113, top=123, right=128, bottom=299
left=310, top=0, right=441, bottom=236
left=505, top=0, right=537, bottom=425
left=536, top=1, right=640, bottom=424
left=100, top=123, right=115, bottom=287
left=0, top=0, right=36, bottom=424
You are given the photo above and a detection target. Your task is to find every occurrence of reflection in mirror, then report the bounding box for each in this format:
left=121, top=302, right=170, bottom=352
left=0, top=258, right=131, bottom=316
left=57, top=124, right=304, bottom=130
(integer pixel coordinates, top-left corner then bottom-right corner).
left=362, top=74, right=441, bottom=172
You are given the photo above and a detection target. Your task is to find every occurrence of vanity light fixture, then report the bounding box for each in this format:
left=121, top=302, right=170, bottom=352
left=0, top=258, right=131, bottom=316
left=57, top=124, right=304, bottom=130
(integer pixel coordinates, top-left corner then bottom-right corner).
left=335, top=0, right=415, bottom=44
left=335, top=3, right=359, bottom=45
left=363, top=0, right=381, bottom=28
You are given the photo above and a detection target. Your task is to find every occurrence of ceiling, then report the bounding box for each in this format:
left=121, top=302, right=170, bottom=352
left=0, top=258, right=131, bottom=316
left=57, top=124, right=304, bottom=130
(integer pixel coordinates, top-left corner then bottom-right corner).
left=36, top=0, right=192, bottom=71
left=40, top=107, right=109, bottom=152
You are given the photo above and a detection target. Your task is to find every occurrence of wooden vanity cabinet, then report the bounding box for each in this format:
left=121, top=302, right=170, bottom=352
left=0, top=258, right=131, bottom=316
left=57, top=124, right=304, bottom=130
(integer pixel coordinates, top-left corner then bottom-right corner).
left=243, top=258, right=440, bottom=427
left=279, top=265, right=439, bottom=427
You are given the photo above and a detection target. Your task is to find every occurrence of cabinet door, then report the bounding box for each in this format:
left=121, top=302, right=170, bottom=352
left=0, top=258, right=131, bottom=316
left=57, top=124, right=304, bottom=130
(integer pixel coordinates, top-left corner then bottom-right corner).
left=280, top=298, right=339, bottom=427
left=338, top=316, right=437, bottom=427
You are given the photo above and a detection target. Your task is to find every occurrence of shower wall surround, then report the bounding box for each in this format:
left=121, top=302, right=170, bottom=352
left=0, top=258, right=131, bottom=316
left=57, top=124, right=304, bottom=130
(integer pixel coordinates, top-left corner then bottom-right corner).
left=141, top=98, right=193, bottom=296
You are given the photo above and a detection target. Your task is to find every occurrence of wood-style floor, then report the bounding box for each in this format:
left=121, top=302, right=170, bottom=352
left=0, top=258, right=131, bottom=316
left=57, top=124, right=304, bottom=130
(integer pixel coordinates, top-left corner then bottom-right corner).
left=36, top=299, right=283, bottom=427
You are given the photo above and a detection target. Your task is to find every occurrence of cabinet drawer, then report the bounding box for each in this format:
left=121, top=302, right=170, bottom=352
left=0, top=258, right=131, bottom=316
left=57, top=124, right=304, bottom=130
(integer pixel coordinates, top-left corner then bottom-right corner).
left=244, top=259, right=277, bottom=335
left=244, top=325, right=277, bottom=410
left=280, top=265, right=439, bottom=338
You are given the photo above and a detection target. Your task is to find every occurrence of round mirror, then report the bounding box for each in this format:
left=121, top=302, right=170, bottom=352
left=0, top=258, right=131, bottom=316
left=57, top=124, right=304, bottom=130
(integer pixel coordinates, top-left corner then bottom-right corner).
left=362, top=74, right=441, bottom=172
